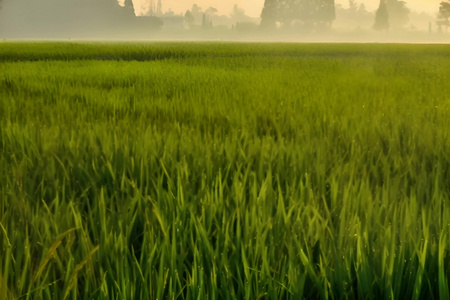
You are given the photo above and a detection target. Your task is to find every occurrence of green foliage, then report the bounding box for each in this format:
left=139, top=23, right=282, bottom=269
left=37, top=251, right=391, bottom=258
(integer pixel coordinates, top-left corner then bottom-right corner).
left=261, top=0, right=279, bottom=28
left=386, top=0, right=410, bottom=29
left=373, top=0, right=390, bottom=31
left=438, top=1, right=450, bottom=30
left=185, top=10, right=195, bottom=26
left=440, top=1, right=450, bottom=20
left=260, top=0, right=336, bottom=29
left=1, top=42, right=450, bottom=299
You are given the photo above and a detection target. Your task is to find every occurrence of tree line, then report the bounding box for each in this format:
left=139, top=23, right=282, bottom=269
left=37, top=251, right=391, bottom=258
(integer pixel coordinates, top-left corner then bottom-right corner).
left=261, top=0, right=336, bottom=30
left=1, top=0, right=450, bottom=35
left=260, top=0, right=449, bottom=32
left=438, top=0, right=450, bottom=32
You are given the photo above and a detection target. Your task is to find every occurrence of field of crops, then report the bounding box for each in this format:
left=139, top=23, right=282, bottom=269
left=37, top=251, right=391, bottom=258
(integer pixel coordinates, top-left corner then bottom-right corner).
left=1, top=42, right=450, bottom=299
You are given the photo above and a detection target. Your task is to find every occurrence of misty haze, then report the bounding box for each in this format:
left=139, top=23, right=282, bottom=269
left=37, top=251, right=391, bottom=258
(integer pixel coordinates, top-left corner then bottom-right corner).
left=0, top=0, right=449, bottom=42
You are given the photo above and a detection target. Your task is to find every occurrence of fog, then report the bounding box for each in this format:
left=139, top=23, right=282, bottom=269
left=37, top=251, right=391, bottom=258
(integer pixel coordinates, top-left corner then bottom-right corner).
left=0, top=0, right=448, bottom=43
left=128, top=0, right=437, bottom=17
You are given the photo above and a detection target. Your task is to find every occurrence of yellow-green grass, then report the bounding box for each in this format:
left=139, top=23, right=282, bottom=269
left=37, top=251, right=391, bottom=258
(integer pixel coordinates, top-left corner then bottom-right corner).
left=1, top=42, right=450, bottom=299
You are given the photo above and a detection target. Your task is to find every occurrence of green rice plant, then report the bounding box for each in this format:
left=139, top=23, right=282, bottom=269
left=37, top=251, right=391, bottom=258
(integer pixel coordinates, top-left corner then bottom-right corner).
left=0, top=42, right=450, bottom=299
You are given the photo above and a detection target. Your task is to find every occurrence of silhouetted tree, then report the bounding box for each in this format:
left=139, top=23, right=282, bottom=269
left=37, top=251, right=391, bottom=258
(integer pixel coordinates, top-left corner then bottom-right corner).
left=358, top=3, right=368, bottom=15
left=231, top=4, right=246, bottom=19
left=205, top=7, right=218, bottom=16
left=191, top=4, right=202, bottom=17
left=386, top=0, right=409, bottom=29
left=156, top=0, right=162, bottom=16
left=260, top=0, right=335, bottom=29
left=184, top=10, right=195, bottom=26
left=187, top=4, right=203, bottom=26
left=122, top=0, right=135, bottom=16
left=373, top=0, right=389, bottom=30
left=348, top=0, right=357, bottom=13
left=0, top=0, right=146, bottom=37
left=261, top=0, right=279, bottom=28
left=316, top=0, right=336, bottom=28
left=440, top=0, right=450, bottom=18
left=124, top=0, right=133, bottom=8
left=201, top=13, right=212, bottom=28
left=437, top=1, right=450, bottom=32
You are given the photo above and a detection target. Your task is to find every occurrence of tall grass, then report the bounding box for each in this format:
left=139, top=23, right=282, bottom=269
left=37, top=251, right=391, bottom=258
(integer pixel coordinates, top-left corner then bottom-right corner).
left=1, top=42, right=450, bottom=299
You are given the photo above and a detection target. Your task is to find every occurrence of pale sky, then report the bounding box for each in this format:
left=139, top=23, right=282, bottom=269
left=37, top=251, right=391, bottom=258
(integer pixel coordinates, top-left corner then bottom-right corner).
left=131, top=0, right=439, bottom=17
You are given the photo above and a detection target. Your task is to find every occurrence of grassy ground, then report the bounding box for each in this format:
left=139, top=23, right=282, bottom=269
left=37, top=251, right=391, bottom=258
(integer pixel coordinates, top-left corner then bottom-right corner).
left=1, top=42, right=450, bottom=299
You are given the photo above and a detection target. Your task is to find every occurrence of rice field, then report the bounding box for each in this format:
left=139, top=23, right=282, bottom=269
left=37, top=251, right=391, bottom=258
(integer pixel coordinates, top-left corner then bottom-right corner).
left=1, top=42, right=450, bottom=299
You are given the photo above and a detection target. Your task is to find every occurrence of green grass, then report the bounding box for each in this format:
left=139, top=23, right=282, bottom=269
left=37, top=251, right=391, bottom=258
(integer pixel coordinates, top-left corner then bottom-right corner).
left=1, top=41, right=450, bottom=299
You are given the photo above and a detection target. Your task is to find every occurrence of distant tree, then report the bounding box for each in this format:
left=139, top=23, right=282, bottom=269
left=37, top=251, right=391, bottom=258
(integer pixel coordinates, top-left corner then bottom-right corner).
left=349, top=0, right=358, bottom=13
left=189, top=4, right=203, bottom=25
left=261, top=0, right=279, bottom=28
left=201, top=13, right=212, bottom=28
left=437, top=1, right=450, bottom=32
left=156, top=0, right=162, bottom=16
left=316, top=0, right=336, bottom=28
left=124, top=0, right=133, bottom=9
left=335, top=0, right=374, bottom=29
left=184, top=10, right=195, bottom=26
left=260, top=0, right=335, bottom=30
left=1, top=0, right=142, bottom=37
left=191, top=4, right=202, bottom=16
left=205, top=7, right=218, bottom=16
left=200, top=7, right=217, bottom=28
left=202, top=13, right=207, bottom=27
left=123, top=0, right=135, bottom=16
left=231, top=4, right=246, bottom=19
left=373, top=0, right=389, bottom=30
left=358, top=3, right=367, bottom=15
left=440, top=0, right=450, bottom=18
left=386, top=0, right=409, bottom=29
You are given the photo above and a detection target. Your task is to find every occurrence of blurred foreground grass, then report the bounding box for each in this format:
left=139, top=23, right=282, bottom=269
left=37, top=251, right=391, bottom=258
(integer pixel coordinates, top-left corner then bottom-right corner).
left=1, top=42, right=450, bottom=299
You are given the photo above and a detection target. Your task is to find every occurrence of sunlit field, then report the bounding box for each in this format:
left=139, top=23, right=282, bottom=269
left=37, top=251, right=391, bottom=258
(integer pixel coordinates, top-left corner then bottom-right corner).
left=1, top=42, right=450, bottom=299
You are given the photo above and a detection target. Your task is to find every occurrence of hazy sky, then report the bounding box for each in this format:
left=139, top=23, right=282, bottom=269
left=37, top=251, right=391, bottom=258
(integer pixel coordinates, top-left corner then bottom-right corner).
left=130, top=0, right=439, bottom=17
